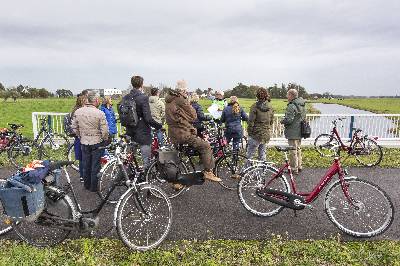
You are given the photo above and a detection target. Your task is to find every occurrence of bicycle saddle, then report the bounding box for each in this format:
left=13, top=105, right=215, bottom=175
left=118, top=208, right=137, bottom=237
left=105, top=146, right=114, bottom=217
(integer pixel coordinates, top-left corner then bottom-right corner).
left=275, top=146, right=296, bottom=152
left=352, top=128, right=362, bottom=132
left=8, top=123, right=23, bottom=130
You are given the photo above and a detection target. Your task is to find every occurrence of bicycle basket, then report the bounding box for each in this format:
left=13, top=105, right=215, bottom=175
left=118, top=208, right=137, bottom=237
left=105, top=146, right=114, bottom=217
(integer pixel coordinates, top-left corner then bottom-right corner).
left=0, top=180, right=45, bottom=222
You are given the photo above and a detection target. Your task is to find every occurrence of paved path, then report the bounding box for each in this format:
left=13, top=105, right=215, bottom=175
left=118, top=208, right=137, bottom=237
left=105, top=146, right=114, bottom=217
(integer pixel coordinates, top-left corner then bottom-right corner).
left=1, top=167, right=399, bottom=241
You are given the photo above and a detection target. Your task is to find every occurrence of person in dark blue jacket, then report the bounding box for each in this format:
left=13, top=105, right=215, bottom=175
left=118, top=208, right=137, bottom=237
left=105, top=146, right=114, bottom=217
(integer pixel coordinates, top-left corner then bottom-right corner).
left=190, top=93, right=212, bottom=137
left=220, top=96, right=248, bottom=152
left=100, top=96, right=117, bottom=137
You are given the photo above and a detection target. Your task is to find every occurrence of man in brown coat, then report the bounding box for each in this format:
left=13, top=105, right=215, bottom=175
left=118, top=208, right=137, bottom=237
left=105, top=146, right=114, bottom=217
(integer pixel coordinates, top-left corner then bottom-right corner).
left=165, top=80, right=221, bottom=188
left=72, top=90, right=109, bottom=191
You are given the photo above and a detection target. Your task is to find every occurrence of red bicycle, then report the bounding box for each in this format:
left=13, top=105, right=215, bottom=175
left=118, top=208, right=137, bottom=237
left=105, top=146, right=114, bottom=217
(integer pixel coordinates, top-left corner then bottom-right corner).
left=238, top=146, right=394, bottom=238
left=314, top=118, right=383, bottom=167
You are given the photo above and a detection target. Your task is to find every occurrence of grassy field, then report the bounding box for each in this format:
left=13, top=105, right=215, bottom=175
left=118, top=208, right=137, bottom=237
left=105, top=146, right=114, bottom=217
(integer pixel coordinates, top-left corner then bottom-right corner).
left=0, top=98, right=317, bottom=138
left=0, top=238, right=399, bottom=265
left=314, top=98, right=400, bottom=114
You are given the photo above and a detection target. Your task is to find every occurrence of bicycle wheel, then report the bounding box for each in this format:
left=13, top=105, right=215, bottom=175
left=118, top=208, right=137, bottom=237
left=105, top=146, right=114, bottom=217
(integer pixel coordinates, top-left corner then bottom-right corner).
left=98, top=159, right=130, bottom=204
left=353, top=139, right=383, bottom=167
left=325, top=178, right=394, bottom=238
left=67, top=143, right=79, bottom=171
left=38, top=133, right=70, bottom=161
left=116, top=184, right=172, bottom=251
left=314, top=134, right=340, bottom=157
left=0, top=180, right=13, bottom=236
left=8, top=140, right=40, bottom=168
left=215, top=152, right=247, bottom=190
left=145, top=160, right=189, bottom=198
left=13, top=190, right=75, bottom=247
left=238, top=165, right=290, bottom=217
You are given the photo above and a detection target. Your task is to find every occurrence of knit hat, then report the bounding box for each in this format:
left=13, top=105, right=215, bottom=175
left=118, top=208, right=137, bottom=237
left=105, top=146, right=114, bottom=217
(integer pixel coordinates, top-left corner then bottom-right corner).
left=176, top=79, right=188, bottom=92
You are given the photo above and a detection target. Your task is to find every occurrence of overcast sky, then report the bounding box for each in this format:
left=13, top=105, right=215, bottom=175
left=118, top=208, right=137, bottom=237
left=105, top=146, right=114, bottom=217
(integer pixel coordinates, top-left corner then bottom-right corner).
left=0, top=0, right=399, bottom=96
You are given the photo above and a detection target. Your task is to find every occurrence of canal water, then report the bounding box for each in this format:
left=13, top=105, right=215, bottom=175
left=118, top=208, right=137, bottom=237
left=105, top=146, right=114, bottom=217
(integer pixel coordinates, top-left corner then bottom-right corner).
left=310, top=103, right=396, bottom=139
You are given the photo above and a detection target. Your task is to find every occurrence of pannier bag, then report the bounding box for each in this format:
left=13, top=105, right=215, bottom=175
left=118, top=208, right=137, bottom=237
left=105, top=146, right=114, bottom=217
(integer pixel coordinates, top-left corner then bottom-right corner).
left=0, top=175, right=45, bottom=222
left=157, top=148, right=180, bottom=182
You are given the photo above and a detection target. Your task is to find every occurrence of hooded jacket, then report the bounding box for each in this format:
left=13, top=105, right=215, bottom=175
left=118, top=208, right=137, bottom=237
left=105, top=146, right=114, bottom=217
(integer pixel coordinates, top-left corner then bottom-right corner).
left=247, top=100, right=274, bottom=143
left=149, top=96, right=165, bottom=124
left=165, top=89, right=197, bottom=142
left=281, top=97, right=306, bottom=140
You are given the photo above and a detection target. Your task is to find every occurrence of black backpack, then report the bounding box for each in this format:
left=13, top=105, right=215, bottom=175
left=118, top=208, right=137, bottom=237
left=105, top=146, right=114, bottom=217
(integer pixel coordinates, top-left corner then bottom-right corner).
left=293, top=103, right=311, bottom=139
left=63, top=113, right=76, bottom=137
left=118, top=92, right=138, bottom=127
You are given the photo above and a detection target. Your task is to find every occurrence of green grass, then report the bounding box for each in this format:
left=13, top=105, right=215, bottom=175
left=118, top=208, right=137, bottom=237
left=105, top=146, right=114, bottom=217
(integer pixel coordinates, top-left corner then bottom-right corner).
left=0, top=238, right=399, bottom=265
left=314, top=98, right=400, bottom=114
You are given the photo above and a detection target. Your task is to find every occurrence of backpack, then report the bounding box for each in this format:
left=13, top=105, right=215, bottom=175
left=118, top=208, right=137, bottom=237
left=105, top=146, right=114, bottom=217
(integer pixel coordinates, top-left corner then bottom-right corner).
left=118, top=93, right=138, bottom=127
left=293, top=103, right=311, bottom=139
left=63, top=113, right=76, bottom=137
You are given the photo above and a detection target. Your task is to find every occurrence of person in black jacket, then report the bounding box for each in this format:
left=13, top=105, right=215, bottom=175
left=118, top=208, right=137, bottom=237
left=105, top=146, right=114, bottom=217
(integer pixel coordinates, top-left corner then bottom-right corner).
left=125, top=76, right=162, bottom=170
left=190, top=93, right=212, bottom=137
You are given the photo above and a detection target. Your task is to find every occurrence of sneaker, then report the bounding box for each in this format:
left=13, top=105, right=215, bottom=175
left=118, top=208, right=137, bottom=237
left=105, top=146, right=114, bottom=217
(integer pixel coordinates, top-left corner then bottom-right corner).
left=231, top=174, right=240, bottom=180
left=80, top=177, right=84, bottom=183
left=172, top=183, right=184, bottom=191
left=203, top=171, right=222, bottom=182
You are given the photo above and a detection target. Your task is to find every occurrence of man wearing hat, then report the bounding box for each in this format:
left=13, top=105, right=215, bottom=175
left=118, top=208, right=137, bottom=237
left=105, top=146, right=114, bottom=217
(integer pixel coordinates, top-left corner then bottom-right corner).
left=165, top=80, right=221, bottom=190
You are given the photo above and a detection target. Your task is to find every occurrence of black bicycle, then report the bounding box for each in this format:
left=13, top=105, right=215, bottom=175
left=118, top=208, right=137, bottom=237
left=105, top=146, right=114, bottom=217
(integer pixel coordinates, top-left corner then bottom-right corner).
left=12, top=152, right=172, bottom=250
left=8, top=118, right=70, bottom=168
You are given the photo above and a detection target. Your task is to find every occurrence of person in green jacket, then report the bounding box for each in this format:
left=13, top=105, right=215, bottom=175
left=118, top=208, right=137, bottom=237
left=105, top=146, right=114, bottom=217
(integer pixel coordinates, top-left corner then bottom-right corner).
left=246, top=88, right=274, bottom=162
left=280, top=89, right=306, bottom=174
left=212, top=90, right=227, bottom=113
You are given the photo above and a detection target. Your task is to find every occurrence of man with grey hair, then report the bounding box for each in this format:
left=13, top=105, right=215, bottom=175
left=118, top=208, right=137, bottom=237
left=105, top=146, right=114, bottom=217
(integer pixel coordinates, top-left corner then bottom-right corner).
left=72, top=90, right=109, bottom=191
left=280, top=89, right=306, bottom=175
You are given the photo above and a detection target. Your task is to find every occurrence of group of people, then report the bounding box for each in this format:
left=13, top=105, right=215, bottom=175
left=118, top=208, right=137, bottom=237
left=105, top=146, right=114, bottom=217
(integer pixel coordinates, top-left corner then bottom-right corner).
left=69, top=75, right=306, bottom=192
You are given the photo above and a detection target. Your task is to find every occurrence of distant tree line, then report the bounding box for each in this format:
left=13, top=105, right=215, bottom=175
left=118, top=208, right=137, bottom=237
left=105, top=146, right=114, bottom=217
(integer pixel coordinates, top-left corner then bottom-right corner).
left=222, top=82, right=309, bottom=99
left=0, top=82, right=74, bottom=101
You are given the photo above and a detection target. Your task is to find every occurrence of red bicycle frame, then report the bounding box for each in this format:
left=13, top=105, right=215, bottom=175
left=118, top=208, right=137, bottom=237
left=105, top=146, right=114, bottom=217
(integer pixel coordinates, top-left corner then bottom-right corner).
left=266, top=152, right=352, bottom=205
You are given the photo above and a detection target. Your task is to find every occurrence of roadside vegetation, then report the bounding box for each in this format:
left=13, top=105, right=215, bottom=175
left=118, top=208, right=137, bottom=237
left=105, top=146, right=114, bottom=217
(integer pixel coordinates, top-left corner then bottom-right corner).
left=0, top=237, right=398, bottom=265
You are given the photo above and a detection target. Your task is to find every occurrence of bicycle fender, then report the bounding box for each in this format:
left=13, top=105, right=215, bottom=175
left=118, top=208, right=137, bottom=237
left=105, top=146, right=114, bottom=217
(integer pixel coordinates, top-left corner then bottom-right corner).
left=324, top=176, right=358, bottom=198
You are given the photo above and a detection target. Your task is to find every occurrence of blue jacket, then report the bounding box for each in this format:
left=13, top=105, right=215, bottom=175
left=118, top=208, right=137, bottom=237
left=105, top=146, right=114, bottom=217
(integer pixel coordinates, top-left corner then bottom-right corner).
left=191, top=102, right=211, bottom=129
left=221, top=104, right=248, bottom=133
left=100, top=104, right=117, bottom=135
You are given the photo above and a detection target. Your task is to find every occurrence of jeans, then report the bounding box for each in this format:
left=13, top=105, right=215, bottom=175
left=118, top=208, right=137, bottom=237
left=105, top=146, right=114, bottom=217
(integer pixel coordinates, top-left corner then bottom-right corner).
left=246, top=137, right=267, bottom=167
left=225, top=129, right=242, bottom=152
left=140, top=145, right=152, bottom=170
left=156, top=129, right=164, bottom=147
left=74, top=137, right=84, bottom=178
left=81, top=141, right=105, bottom=192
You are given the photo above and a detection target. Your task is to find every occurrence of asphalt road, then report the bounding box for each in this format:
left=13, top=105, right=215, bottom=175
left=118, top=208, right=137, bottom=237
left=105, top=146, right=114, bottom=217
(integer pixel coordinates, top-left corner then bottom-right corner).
left=0, top=166, right=399, bottom=242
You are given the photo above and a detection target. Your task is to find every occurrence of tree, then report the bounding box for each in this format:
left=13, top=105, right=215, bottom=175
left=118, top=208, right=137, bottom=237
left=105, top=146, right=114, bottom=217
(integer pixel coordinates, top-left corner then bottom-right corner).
left=195, top=88, right=203, bottom=95
left=0, top=82, right=5, bottom=91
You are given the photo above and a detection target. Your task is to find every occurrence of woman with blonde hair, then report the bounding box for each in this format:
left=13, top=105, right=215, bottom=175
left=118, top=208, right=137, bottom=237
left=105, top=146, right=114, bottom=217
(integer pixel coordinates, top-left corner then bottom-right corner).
left=100, top=96, right=117, bottom=137
left=221, top=96, right=248, bottom=158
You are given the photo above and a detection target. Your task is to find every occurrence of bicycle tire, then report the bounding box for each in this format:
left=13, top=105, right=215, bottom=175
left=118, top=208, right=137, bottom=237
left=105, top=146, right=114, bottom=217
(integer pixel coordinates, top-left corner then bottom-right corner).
left=13, top=190, right=75, bottom=247
left=238, top=164, right=290, bottom=217
left=145, top=160, right=189, bottom=199
left=98, top=159, right=130, bottom=204
left=116, top=184, right=172, bottom=251
left=67, top=143, right=79, bottom=171
left=353, top=139, right=383, bottom=167
left=314, top=134, right=340, bottom=157
left=38, top=133, right=70, bottom=161
left=325, top=178, right=394, bottom=238
left=7, top=139, right=40, bottom=168
left=214, top=152, right=247, bottom=190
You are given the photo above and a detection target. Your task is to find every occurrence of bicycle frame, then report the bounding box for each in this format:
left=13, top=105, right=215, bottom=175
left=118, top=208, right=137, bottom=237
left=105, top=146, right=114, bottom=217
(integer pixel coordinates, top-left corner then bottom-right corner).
left=266, top=152, right=352, bottom=205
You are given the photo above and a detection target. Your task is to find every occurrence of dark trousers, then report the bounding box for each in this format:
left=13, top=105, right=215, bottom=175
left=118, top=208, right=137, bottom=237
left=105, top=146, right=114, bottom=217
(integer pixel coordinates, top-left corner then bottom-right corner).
left=81, top=142, right=105, bottom=192
left=225, top=129, right=242, bottom=152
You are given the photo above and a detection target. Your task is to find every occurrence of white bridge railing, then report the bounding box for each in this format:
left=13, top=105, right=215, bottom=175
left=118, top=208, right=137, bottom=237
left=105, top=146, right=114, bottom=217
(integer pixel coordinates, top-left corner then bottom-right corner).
left=32, top=112, right=400, bottom=147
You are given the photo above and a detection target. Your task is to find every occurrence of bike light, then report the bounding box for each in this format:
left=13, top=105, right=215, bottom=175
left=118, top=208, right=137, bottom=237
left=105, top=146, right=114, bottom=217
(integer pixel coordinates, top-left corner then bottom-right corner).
left=4, top=218, right=12, bottom=225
